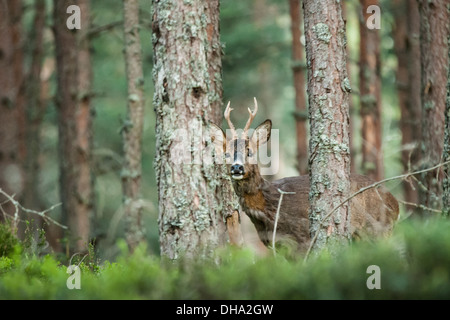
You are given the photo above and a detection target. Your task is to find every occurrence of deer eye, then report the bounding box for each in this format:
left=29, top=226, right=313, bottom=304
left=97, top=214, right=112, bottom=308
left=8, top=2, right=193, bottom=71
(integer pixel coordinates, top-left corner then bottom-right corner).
left=247, top=149, right=253, bottom=157
left=224, top=152, right=231, bottom=158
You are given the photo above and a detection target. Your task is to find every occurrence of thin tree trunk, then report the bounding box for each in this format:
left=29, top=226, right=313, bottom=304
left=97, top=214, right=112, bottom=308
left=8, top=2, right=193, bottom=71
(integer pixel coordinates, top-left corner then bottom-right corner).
left=121, top=0, right=145, bottom=251
left=0, top=0, right=25, bottom=227
left=342, top=1, right=356, bottom=174
left=253, top=0, right=272, bottom=122
left=303, top=0, right=352, bottom=250
left=289, top=0, right=308, bottom=175
left=21, top=0, right=47, bottom=237
left=8, top=0, right=26, bottom=166
left=359, top=0, right=383, bottom=181
left=54, top=0, right=94, bottom=253
left=418, top=0, right=449, bottom=213
left=443, top=27, right=450, bottom=217
left=392, top=0, right=422, bottom=213
left=152, top=0, right=239, bottom=259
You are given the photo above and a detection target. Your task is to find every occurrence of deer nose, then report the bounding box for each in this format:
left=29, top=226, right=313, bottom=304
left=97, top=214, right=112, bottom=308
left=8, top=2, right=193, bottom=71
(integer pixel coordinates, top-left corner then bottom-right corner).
left=230, top=164, right=244, bottom=175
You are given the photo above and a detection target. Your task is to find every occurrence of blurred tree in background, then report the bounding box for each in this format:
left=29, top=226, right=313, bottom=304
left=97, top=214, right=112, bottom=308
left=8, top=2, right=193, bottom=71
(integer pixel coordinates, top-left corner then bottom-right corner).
left=53, top=0, right=94, bottom=254
left=0, top=0, right=25, bottom=232
left=289, top=0, right=308, bottom=175
left=121, top=0, right=146, bottom=251
left=392, top=0, right=421, bottom=215
left=359, top=0, right=383, bottom=181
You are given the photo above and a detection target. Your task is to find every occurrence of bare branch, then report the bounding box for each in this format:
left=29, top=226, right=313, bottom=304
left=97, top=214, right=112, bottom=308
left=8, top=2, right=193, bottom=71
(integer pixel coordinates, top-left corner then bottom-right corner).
left=272, top=188, right=296, bottom=256
left=0, top=188, right=66, bottom=230
left=397, top=200, right=442, bottom=214
left=88, top=20, right=123, bottom=38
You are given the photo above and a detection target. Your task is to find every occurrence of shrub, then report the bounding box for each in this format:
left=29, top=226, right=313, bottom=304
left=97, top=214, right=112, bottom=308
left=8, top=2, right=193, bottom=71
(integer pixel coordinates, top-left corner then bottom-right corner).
left=0, top=218, right=449, bottom=299
left=0, top=223, right=18, bottom=258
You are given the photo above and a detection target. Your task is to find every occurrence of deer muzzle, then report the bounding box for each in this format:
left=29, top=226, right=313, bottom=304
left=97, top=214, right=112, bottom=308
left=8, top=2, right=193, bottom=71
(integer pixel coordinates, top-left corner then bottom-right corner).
left=230, top=162, right=244, bottom=180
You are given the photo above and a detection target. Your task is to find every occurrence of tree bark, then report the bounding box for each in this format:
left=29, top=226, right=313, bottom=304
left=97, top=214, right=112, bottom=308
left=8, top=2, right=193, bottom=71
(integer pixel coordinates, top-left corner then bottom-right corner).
left=121, top=0, right=146, bottom=251
left=152, top=0, right=239, bottom=259
left=0, top=0, right=25, bottom=226
left=54, top=0, right=94, bottom=253
left=289, top=0, right=308, bottom=175
left=359, top=0, right=383, bottom=181
left=392, top=0, right=422, bottom=213
left=303, top=0, right=352, bottom=250
left=418, top=0, right=449, bottom=213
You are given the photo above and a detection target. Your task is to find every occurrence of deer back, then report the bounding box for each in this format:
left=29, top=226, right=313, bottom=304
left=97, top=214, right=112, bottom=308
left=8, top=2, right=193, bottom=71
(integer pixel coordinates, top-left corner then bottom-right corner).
left=245, top=174, right=399, bottom=252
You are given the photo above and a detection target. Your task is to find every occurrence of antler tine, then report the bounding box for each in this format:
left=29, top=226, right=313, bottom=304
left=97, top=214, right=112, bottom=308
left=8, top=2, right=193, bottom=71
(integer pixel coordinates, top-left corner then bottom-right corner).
left=243, top=97, right=258, bottom=136
left=224, top=101, right=237, bottom=139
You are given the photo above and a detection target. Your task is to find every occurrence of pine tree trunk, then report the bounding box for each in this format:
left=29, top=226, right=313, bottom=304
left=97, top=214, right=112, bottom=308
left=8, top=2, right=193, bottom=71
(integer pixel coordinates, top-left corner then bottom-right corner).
left=289, top=0, right=308, bottom=175
left=152, top=0, right=239, bottom=259
left=21, top=0, right=47, bottom=236
left=392, top=0, right=421, bottom=213
left=0, top=0, right=25, bottom=226
left=303, top=0, right=352, bottom=250
left=122, top=0, right=145, bottom=251
left=54, top=0, right=94, bottom=253
left=359, top=0, right=383, bottom=181
left=418, top=0, right=449, bottom=213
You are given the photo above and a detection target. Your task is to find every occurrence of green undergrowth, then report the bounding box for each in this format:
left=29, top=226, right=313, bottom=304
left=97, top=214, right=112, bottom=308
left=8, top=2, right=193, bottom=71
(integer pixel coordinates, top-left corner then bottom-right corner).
left=0, top=218, right=449, bottom=299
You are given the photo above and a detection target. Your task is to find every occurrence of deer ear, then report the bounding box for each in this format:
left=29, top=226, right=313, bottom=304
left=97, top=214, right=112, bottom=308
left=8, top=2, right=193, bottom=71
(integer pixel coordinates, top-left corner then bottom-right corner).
left=208, top=122, right=226, bottom=155
left=251, top=119, right=272, bottom=148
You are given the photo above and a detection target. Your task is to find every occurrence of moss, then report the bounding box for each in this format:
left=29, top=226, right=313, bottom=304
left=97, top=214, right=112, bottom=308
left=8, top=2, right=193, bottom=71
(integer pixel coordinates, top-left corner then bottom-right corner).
left=193, top=206, right=212, bottom=232
left=424, top=101, right=435, bottom=111
left=313, top=70, right=325, bottom=81
left=341, top=77, right=352, bottom=93
left=312, top=23, right=332, bottom=44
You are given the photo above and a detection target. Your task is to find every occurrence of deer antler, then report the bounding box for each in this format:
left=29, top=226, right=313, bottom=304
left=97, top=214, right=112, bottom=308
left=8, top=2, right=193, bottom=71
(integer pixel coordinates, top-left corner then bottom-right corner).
left=243, top=97, right=258, bottom=137
left=224, top=101, right=237, bottom=139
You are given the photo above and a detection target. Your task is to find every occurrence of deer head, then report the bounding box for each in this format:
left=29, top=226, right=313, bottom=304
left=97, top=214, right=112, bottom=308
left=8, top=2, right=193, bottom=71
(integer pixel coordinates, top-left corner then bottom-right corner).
left=209, top=98, right=271, bottom=181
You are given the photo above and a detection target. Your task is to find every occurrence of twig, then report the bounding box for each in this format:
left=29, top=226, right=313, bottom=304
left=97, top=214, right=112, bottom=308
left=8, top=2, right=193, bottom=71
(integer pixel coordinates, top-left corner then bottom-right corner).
left=0, top=188, right=67, bottom=230
left=397, top=199, right=442, bottom=214
left=272, top=188, right=296, bottom=257
left=88, top=20, right=123, bottom=38
left=304, top=160, right=450, bottom=262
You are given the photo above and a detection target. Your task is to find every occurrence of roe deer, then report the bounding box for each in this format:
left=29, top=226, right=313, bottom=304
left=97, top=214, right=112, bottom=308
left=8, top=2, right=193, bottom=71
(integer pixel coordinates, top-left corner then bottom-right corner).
left=209, top=98, right=399, bottom=252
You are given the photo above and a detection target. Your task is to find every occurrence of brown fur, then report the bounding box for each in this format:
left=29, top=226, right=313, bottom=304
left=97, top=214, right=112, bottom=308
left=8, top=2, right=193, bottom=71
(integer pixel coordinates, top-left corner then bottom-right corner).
left=243, top=191, right=266, bottom=212
left=232, top=172, right=399, bottom=252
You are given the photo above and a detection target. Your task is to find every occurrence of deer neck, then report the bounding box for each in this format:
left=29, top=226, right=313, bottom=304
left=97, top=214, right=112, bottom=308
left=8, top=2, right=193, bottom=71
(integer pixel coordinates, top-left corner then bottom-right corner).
left=231, top=168, right=268, bottom=213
